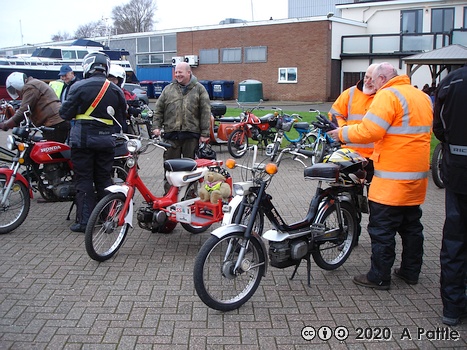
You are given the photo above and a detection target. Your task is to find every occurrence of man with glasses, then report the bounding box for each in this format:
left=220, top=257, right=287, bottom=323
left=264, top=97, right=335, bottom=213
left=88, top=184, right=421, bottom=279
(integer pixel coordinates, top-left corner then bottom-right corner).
left=328, top=62, right=433, bottom=290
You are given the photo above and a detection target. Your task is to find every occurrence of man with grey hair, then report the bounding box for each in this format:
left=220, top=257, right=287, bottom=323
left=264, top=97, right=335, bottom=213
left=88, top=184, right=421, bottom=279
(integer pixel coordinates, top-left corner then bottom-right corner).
left=328, top=62, right=433, bottom=290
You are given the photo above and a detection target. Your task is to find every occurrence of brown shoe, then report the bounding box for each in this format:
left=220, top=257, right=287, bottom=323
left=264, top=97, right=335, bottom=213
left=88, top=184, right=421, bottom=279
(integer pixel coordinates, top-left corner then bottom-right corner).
left=393, top=268, right=418, bottom=285
left=353, top=274, right=390, bottom=290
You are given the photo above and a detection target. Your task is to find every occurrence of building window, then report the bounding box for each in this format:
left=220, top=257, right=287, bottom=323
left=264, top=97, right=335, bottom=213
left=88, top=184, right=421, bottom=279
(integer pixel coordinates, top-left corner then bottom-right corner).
left=164, top=35, right=176, bottom=51
left=245, top=46, right=267, bottom=62
left=401, top=9, right=422, bottom=33
left=278, top=68, right=297, bottom=83
left=199, top=49, right=219, bottom=64
left=432, top=8, right=454, bottom=33
left=463, top=7, right=467, bottom=28
left=137, top=37, right=149, bottom=53
left=137, top=54, right=150, bottom=64
left=221, top=48, right=242, bottom=63
left=150, top=36, right=163, bottom=51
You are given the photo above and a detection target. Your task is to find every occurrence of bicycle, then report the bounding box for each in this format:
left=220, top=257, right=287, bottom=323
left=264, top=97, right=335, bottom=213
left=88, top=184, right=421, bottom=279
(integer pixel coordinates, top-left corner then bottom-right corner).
left=309, top=109, right=340, bottom=164
left=267, top=107, right=318, bottom=161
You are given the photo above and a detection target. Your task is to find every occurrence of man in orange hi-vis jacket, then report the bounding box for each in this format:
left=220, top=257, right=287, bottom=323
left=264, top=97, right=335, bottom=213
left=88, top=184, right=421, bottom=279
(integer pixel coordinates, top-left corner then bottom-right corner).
left=328, top=62, right=433, bottom=290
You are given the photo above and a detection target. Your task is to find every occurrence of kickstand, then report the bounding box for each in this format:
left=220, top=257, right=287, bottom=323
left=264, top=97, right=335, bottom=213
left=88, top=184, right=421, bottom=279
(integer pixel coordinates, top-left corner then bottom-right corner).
left=290, top=255, right=312, bottom=287
left=66, top=201, right=75, bottom=221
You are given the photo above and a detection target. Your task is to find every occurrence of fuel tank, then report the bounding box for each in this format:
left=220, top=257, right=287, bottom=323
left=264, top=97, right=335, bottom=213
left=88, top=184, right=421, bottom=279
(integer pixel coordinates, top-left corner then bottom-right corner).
left=29, top=141, right=71, bottom=164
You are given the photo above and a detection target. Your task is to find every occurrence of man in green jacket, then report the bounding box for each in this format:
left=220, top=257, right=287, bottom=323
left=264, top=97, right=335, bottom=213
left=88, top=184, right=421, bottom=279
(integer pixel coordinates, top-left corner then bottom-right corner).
left=152, top=62, right=211, bottom=162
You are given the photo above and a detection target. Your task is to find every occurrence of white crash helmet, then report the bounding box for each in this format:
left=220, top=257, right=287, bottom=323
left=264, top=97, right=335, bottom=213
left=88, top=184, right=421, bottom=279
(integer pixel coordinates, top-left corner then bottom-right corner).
left=108, top=64, right=126, bottom=87
left=6, top=72, right=27, bottom=100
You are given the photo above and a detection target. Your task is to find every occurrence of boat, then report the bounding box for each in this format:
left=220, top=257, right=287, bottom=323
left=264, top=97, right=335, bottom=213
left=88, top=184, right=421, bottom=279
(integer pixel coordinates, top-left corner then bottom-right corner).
left=0, top=39, right=138, bottom=99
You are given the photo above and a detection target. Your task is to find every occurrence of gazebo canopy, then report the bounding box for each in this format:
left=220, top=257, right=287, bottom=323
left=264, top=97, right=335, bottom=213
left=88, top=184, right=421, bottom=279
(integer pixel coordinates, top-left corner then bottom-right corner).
left=403, top=44, right=467, bottom=83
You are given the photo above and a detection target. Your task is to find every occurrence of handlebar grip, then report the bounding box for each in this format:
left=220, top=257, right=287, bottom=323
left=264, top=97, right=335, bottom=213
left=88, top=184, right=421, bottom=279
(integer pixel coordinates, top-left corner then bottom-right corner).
left=158, top=141, right=172, bottom=149
left=41, top=126, right=55, bottom=132
left=297, top=149, right=314, bottom=158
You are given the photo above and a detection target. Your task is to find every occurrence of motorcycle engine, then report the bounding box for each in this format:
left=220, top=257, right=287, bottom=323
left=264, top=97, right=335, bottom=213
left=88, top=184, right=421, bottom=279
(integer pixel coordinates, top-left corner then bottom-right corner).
left=137, top=206, right=168, bottom=232
left=250, top=127, right=261, bottom=141
left=269, top=238, right=309, bottom=269
left=42, top=164, right=75, bottom=200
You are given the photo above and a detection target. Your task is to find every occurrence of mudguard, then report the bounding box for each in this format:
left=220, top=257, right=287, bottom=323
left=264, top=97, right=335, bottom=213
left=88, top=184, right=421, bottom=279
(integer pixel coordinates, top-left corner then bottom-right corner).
left=210, top=223, right=268, bottom=275
left=221, top=195, right=243, bottom=225
left=104, top=184, right=133, bottom=227
left=0, top=168, right=33, bottom=198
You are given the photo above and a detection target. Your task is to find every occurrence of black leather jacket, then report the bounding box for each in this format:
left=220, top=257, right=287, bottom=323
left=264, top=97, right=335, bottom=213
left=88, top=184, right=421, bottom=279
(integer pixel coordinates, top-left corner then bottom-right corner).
left=60, top=72, right=127, bottom=148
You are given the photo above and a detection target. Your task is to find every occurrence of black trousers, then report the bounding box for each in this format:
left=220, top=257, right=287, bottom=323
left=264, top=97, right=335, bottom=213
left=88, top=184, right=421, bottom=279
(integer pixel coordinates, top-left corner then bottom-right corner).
left=440, top=188, right=467, bottom=318
left=41, top=121, right=71, bottom=143
left=71, top=147, right=114, bottom=225
left=366, top=201, right=424, bottom=284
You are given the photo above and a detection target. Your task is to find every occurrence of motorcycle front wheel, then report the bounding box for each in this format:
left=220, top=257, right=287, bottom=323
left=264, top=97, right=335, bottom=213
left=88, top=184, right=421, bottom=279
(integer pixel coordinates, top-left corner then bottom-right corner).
left=85, top=192, right=130, bottom=262
left=0, top=175, right=30, bottom=234
left=311, top=201, right=357, bottom=270
left=193, top=232, right=266, bottom=311
left=227, top=129, right=249, bottom=158
left=431, top=143, right=444, bottom=189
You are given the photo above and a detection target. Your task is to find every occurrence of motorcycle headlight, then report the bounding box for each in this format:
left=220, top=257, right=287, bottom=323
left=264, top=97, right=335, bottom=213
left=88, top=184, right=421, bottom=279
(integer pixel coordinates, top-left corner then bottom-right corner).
left=126, top=139, right=142, bottom=153
left=233, top=181, right=253, bottom=196
left=6, top=135, right=17, bottom=151
left=126, top=157, right=136, bottom=168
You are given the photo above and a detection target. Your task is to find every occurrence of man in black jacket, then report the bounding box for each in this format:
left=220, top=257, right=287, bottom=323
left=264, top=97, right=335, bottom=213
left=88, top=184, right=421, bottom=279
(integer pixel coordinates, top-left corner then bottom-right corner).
left=433, top=65, right=467, bottom=326
left=60, top=52, right=127, bottom=232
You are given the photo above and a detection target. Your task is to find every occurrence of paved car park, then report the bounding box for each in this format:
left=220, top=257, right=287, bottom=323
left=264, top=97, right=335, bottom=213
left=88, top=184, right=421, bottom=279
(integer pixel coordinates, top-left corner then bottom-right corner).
left=0, top=103, right=465, bottom=349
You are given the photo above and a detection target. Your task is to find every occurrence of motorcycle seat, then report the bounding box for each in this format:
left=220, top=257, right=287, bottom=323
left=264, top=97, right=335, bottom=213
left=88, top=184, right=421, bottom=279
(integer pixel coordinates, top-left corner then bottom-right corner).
left=164, top=158, right=197, bottom=172
left=304, top=163, right=339, bottom=181
left=294, top=122, right=310, bottom=130
left=259, top=115, right=274, bottom=123
left=217, top=117, right=242, bottom=123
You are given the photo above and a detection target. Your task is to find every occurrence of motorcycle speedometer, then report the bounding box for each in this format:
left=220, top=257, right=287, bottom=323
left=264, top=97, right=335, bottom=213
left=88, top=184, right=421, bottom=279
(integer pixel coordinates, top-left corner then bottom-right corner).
left=6, top=135, right=17, bottom=151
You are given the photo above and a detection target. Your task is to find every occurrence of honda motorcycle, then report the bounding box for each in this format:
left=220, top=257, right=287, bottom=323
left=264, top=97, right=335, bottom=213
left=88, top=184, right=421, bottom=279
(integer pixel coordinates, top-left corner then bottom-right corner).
left=0, top=107, right=129, bottom=234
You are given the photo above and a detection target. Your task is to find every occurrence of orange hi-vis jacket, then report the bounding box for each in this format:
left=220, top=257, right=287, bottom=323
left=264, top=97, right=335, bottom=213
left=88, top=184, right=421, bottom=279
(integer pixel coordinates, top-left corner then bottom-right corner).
left=328, top=80, right=375, bottom=158
left=339, top=75, right=433, bottom=206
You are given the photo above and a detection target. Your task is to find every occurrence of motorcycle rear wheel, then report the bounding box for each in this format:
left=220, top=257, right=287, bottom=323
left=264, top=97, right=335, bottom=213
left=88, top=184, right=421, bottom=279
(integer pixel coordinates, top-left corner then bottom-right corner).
left=227, top=129, right=249, bottom=158
left=0, top=175, right=30, bottom=234
left=85, top=192, right=130, bottom=261
left=193, top=232, right=266, bottom=311
left=431, top=143, right=444, bottom=189
left=312, top=201, right=357, bottom=270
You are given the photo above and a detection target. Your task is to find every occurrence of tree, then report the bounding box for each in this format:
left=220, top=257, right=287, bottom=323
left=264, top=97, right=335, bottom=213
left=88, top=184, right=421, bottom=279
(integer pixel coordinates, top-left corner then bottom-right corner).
left=112, top=0, right=157, bottom=34
left=51, top=31, right=73, bottom=42
left=75, top=21, right=111, bottom=39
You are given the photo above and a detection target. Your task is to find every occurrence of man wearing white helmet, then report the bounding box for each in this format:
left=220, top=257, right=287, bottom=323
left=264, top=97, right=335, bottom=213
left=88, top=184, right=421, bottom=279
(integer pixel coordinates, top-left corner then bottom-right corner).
left=0, top=72, right=71, bottom=143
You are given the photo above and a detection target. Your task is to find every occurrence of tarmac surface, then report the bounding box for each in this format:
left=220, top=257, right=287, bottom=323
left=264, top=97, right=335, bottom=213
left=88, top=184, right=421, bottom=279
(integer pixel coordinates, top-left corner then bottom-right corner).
left=0, top=102, right=465, bottom=349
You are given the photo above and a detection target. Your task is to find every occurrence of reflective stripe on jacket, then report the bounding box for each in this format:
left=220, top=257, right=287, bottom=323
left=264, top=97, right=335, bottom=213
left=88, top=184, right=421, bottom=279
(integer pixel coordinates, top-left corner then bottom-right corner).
left=339, top=75, right=433, bottom=206
left=328, top=81, right=375, bottom=157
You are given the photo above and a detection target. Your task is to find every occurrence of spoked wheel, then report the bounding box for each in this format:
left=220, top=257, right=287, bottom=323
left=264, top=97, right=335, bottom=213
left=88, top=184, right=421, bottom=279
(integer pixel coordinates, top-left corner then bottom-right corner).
left=85, top=192, right=130, bottom=262
left=311, top=137, right=325, bottom=164
left=0, top=175, right=30, bottom=234
left=193, top=232, right=266, bottom=311
left=228, top=129, right=249, bottom=158
left=431, top=143, right=444, bottom=188
left=181, top=181, right=211, bottom=234
left=311, top=201, right=357, bottom=270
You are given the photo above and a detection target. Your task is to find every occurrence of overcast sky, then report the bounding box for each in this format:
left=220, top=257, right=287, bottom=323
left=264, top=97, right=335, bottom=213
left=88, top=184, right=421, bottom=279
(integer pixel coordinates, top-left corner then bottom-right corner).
left=1, top=0, right=288, bottom=48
